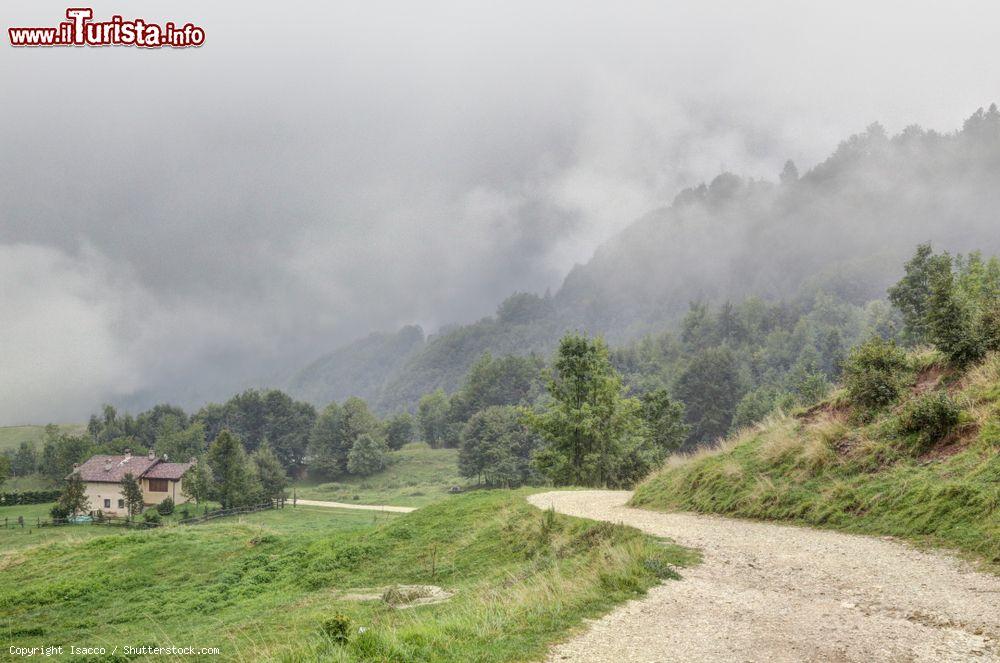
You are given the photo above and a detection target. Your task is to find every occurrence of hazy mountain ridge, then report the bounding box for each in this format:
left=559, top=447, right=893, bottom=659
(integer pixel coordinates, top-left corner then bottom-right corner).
left=289, top=107, right=1000, bottom=413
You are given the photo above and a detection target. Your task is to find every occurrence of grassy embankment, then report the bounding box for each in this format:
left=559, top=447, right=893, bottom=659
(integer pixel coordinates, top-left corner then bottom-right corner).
left=293, top=442, right=462, bottom=507
left=633, top=350, right=1000, bottom=567
left=1, top=490, right=695, bottom=662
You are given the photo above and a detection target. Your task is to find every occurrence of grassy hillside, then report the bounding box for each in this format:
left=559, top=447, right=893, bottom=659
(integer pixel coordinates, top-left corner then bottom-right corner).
left=0, top=424, right=84, bottom=453
left=1, top=491, right=694, bottom=662
left=293, top=443, right=461, bottom=507
left=633, top=350, right=1000, bottom=567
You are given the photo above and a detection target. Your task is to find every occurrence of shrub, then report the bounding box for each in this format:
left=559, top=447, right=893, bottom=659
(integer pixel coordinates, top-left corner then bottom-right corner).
left=0, top=490, right=61, bottom=506
left=320, top=613, right=352, bottom=643
left=156, top=497, right=175, bottom=516
left=49, top=504, right=69, bottom=520
left=843, top=337, right=909, bottom=410
left=898, top=392, right=961, bottom=452
left=142, top=511, right=162, bottom=525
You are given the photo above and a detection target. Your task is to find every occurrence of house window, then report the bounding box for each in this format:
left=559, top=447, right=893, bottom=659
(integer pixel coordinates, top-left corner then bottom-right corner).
left=148, top=478, right=169, bottom=492
left=118, top=499, right=124, bottom=509
left=104, top=499, right=111, bottom=508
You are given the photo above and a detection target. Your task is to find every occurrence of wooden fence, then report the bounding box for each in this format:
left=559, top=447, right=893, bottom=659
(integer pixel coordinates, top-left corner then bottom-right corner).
left=177, top=500, right=281, bottom=525
left=2, top=499, right=283, bottom=530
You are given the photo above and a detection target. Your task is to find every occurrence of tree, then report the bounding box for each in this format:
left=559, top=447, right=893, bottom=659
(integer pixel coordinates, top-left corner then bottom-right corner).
left=527, top=334, right=644, bottom=487
left=58, top=472, right=90, bottom=517
left=181, top=461, right=213, bottom=505
left=120, top=473, right=144, bottom=520
left=206, top=430, right=261, bottom=508
left=0, top=455, right=9, bottom=490
left=888, top=243, right=937, bottom=345
left=346, top=433, right=388, bottom=477
left=639, top=390, right=690, bottom=457
left=674, top=347, right=744, bottom=445
left=417, top=389, right=451, bottom=447
left=308, top=397, right=383, bottom=478
left=135, top=404, right=189, bottom=448
left=253, top=441, right=288, bottom=500
left=926, top=258, right=985, bottom=365
left=154, top=418, right=205, bottom=463
left=459, top=406, right=539, bottom=487
left=308, top=402, right=348, bottom=478
left=446, top=353, right=544, bottom=425
left=261, top=390, right=317, bottom=472
left=11, top=441, right=37, bottom=477
left=384, top=412, right=415, bottom=450
left=38, top=427, right=92, bottom=481
left=779, top=159, right=799, bottom=185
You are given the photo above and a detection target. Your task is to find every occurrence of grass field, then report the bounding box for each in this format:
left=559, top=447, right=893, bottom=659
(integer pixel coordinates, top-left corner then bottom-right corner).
left=0, top=424, right=84, bottom=453
left=293, top=442, right=462, bottom=507
left=0, top=500, right=229, bottom=550
left=633, top=350, right=1000, bottom=568
left=0, top=491, right=695, bottom=662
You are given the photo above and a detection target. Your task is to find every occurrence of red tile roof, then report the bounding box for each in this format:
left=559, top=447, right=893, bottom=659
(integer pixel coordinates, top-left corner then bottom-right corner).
left=143, top=461, right=194, bottom=480
left=70, top=455, right=193, bottom=483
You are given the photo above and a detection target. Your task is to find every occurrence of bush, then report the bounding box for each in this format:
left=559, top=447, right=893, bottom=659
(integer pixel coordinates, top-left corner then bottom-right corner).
left=843, top=337, right=909, bottom=410
left=898, top=392, right=961, bottom=452
left=320, top=613, right=352, bottom=643
left=49, top=504, right=69, bottom=520
left=156, top=497, right=175, bottom=516
left=142, top=511, right=162, bottom=525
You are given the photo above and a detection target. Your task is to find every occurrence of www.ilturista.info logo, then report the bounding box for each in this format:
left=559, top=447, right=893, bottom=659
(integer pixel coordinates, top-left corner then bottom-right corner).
left=8, top=8, right=205, bottom=48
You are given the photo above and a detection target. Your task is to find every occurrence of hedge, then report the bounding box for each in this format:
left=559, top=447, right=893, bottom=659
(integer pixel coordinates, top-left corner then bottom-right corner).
left=0, top=490, right=61, bottom=505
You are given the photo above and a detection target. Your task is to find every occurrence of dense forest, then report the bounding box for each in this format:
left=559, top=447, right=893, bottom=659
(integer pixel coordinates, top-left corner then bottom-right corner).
left=289, top=107, right=1000, bottom=413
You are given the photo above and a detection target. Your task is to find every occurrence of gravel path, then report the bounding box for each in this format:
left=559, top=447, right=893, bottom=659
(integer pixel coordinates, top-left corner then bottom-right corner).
left=292, top=499, right=414, bottom=513
left=528, top=490, right=1000, bottom=663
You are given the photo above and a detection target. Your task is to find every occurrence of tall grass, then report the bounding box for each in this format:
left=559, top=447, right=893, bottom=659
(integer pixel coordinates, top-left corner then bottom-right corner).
left=633, top=352, right=1000, bottom=568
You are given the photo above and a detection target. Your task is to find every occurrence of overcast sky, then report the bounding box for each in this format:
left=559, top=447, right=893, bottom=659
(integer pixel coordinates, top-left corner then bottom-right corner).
left=1, top=0, right=998, bottom=424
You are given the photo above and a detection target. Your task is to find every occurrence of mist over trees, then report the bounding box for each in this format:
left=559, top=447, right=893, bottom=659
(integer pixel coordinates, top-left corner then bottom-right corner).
left=289, top=108, right=1000, bottom=418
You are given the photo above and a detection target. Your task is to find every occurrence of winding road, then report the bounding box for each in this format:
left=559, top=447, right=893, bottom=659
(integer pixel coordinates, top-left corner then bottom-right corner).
left=528, top=490, right=1000, bottom=663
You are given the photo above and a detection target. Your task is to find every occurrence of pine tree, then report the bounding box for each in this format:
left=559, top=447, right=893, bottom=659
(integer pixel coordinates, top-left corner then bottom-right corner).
left=206, top=430, right=261, bottom=508
left=926, top=258, right=984, bottom=365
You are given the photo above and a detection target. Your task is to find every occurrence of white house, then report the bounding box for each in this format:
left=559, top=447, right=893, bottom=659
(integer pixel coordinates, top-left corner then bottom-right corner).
left=70, top=449, right=195, bottom=515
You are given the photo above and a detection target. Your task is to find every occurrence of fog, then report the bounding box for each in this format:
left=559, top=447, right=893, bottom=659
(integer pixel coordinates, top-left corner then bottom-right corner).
left=2, top=0, right=999, bottom=424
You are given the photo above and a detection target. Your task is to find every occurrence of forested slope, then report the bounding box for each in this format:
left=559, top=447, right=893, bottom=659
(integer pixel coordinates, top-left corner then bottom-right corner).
left=291, top=107, right=1000, bottom=415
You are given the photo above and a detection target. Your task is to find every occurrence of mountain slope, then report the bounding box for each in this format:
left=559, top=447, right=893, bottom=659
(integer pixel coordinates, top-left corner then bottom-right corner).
left=292, top=108, right=1000, bottom=413
left=288, top=325, right=425, bottom=407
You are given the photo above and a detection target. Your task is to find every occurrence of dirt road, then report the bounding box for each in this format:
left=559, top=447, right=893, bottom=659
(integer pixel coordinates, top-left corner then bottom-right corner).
left=528, top=490, right=999, bottom=662
left=292, top=499, right=415, bottom=513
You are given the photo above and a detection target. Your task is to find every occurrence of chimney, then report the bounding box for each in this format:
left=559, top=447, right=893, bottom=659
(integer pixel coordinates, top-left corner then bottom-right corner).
left=103, top=460, right=112, bottom=472
left=148, top=449, right=155, bottom=460
left=162, top=453, right=169, bottom=461
left=123, top=448, right=132, bottom=459
left=72, top=463, right=79, bottom=470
